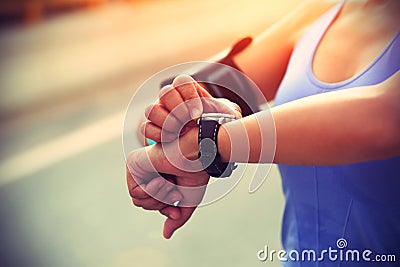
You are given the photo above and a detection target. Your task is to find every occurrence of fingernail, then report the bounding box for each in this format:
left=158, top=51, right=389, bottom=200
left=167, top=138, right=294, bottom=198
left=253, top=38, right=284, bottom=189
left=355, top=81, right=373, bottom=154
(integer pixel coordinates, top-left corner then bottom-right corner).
left=171, top=196, right=181, bottom=203
left=171, top=196, right=181, bottom=206
left=146, top=138, right=157, bottom=145
left=173, top=74, right=194, bottom=87
left=191, top=108, right=201, bottom=119
left=169, top=213, right=178, bottom=220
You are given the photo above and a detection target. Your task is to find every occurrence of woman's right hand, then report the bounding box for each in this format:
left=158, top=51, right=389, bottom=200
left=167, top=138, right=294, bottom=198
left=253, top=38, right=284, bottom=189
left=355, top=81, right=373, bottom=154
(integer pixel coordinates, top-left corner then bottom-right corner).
left=129, top=75, right=242, bottom=238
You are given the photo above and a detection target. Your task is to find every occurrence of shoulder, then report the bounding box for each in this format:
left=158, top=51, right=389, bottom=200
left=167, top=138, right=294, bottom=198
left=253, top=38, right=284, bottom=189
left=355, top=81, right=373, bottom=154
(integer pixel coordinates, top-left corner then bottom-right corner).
left=286, top=0, right=341, bottom=44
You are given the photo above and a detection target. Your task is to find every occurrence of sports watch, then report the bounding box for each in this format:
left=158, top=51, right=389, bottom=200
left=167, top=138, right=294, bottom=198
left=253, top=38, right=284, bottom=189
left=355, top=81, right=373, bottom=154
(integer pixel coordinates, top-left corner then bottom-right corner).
left=197, top=113, right=237, bottom=178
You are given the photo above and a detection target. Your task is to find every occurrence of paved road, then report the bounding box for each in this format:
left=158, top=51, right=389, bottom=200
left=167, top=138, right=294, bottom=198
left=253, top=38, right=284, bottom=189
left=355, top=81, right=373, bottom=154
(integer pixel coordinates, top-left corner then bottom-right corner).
left=0, top=1, right=300, bottom=266
left=0, top=140, right=285, bottom=267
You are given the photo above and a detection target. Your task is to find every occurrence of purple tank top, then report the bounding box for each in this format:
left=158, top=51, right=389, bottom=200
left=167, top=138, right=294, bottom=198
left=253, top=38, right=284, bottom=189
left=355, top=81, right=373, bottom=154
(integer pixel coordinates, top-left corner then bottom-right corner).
left=274, top=2, right=400, bottom=266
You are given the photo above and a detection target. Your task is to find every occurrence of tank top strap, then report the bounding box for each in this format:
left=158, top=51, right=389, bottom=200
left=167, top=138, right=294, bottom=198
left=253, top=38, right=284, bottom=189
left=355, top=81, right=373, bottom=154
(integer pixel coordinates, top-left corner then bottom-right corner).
left=307, top=1, right=346, bottom=60
left=288, top=1, right=345, bottom=70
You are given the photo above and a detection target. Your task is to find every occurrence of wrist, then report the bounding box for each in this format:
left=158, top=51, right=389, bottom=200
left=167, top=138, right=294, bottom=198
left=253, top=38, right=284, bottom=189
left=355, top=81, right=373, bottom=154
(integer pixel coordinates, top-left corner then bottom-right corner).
left=217, top=125, right=232, bottom=163
left=179, top=126, right=199, bottom=161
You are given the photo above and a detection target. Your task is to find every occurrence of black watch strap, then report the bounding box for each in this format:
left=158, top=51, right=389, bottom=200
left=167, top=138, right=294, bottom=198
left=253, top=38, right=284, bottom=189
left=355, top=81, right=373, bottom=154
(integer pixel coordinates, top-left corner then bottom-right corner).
left=198, top=120, right=235, bottom=178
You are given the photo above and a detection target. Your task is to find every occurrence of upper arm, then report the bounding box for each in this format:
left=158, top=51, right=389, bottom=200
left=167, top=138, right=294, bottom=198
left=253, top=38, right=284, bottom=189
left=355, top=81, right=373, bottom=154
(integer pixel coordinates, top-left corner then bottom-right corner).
left=375, top=71, right=400, bottom=152
left=234, top=0, right=338, bottom=101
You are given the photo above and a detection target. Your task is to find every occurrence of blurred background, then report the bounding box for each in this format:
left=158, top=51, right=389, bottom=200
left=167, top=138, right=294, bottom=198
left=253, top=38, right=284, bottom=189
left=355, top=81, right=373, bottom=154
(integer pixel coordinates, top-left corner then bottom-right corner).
left=0, top=1, right=299, bottom=266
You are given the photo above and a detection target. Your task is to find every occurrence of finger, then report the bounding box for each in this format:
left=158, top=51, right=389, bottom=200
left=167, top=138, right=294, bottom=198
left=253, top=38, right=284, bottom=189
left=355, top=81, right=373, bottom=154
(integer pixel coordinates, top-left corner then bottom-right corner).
left=126, top=148, right=169, bottom=186
left=130, top=177, right=167, bottom=209
left=127, top=174, right=155, bottom=200
left=161, top=173, right=207, bottom=239
left=196, top=82, right=213, bottom=98
left=132, top=196, right=168, bottom=210
left=136, top=116, right=147, bottom=146
left=146, top=178, right=182, bottom=204
left=163, top=207, right=197, bottom=239
left=179, top=120, right=197, bottom=136
left=201, top=97, right=241, bottom=118
left=144, top=103, right=180, bottom=133
left=129, top=185, right=149, bottom=199
left=131, top=187, right=182, bottom=210
left=152, top=180, right=179, bottom=204
left=144, top=177, right=166, bottom=197
left=216, top=98, right=242, bottom=117
left=125, top=146, right=186, bottom=197
left=140, top=121, right=175, bottom=143
left=144, top=202, right=170, bottom=211
left=126, top=165, right=145, bottom=197
left=159, top=85, right=191, bottom=124
left=160, top=206, right=181, bottom=220
left=131, top=176, right=181, bottom=201
left=172, top=75, right=202, bottom=120
left=156, top=176, right=183, bottom=206
left=129, top=177, right=172, bottom=199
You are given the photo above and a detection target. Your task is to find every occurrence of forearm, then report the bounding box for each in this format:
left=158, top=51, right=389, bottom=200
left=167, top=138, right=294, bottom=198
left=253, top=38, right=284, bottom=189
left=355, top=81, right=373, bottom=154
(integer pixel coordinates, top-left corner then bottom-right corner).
left=218, top=81, right=400, bottom=165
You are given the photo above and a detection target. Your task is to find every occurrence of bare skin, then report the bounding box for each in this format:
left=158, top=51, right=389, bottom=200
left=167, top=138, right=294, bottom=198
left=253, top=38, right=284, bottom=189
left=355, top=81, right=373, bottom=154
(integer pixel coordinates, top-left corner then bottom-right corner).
left=127, top=0, right=400, bottom=238
left=128, top=75, right=242, bottom=239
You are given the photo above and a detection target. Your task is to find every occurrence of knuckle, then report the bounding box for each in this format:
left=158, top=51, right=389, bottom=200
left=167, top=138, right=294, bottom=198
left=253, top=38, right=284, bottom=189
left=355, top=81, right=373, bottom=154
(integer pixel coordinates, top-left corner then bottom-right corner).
left=129, top=190, right=137, bottom=199
left=159, top=86, right=176, bottom=102
left=141, top=205, right=153, bottom=211
left=126, top=150, right=139, bottom=167
left=160, top=131, right=175, bottom=142
left=139, top=122, right=147, bottom=136
left=131, top=197, right=142, bottom=207
left=186, top=98, right=202, bottom=109
left=172, top=74, right=193, bottom=86
left=163, top=117, right=179, bottom=132
left=129, top=185, right=144, bottom=198
left=128, top=187, right=136, bottom=198
left=164, top=181, right=175, bottom=192
left=178, top=86, right=198, bottom=100
left=152, top=129, right=162, bottom=141
left=231, top=101, right=241, bottom=112
left=178, top=84, right=195, bottom=95
left=141, top=121, right=161, bottom=141
left=144, top=104, right=154, bottom=118
left=173, top=77, right=198, bottom=97
left=145, top=203, right=165, bottom=211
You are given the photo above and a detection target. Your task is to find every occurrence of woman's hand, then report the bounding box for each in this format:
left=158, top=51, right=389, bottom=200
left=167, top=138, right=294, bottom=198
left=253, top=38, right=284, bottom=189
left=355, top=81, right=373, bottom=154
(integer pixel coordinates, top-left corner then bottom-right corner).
left=141, top=75, right=242, bottom=143
left=126, top=130, right=209, bottom=239
left=127, top=75, right=242, bottom=238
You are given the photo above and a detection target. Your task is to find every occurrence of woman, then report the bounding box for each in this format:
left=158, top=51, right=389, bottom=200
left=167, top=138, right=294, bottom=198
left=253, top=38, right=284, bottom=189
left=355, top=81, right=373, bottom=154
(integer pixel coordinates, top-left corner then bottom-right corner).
left=126, top=0, right=399, bottom=265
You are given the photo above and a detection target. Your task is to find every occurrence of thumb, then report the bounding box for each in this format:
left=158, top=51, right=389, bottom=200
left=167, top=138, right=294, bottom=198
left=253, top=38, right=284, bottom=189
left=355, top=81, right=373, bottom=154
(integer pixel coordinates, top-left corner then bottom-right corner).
left=163, top=206, right=196, bottom=239
left=161, top=171, right=208, bottom=239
